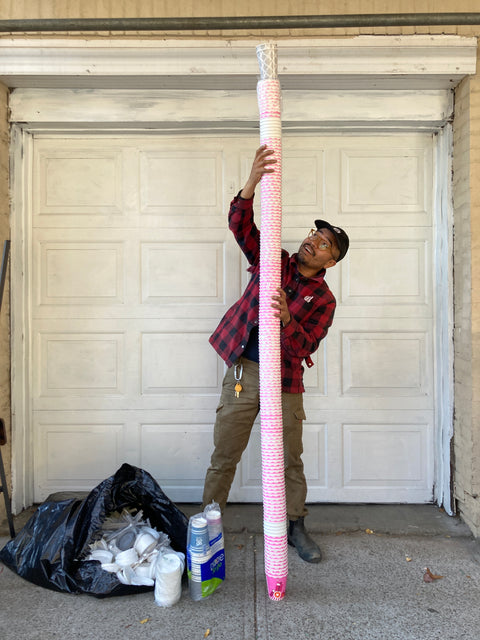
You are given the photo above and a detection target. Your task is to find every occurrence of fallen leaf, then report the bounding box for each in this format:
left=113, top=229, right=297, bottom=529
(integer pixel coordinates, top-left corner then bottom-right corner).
left=140, top=618, right=150, bottom=624
left=406, top=556, right=412, bottom=562
left=365, top=528, right=374, bottom=534
left=204, top=630, right=211, bottom=638
left=423, top=567, right=443, bottom=582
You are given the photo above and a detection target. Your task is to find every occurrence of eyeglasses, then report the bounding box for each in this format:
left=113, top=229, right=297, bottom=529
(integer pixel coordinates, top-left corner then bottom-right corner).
left=308, top=229, right=332, bottom=252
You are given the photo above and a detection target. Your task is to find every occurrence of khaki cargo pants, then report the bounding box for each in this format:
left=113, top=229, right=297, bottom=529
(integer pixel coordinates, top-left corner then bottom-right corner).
left=202, top=357, right=308, bottom=520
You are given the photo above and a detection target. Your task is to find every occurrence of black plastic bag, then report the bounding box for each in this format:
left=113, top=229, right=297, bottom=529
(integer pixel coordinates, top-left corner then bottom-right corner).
left=0, top=463, right=189, bottom=597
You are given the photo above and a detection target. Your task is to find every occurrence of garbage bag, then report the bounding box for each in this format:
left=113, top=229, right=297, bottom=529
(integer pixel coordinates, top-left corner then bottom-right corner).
left=0, top=463, right=189, bottom=597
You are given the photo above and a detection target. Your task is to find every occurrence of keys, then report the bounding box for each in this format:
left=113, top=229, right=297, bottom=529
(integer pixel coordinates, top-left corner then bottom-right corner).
left=234, top=362, right=243, bottom=399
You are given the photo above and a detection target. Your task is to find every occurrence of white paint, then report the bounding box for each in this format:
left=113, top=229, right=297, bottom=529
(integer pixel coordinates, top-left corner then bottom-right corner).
left=0, top=36, right=476, bottom=90
left=433, top=125, right=455, bottom=515
left=10, top=88, right=454, bottom=130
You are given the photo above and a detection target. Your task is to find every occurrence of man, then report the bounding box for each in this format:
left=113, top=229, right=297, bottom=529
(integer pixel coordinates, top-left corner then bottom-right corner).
left=202, top=145, right=349, bottom=563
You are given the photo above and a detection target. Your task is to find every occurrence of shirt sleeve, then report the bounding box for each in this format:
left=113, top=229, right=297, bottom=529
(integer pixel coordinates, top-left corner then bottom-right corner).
left=228, top=194, right=261, bottom=266
left=281, top=294, right=336, bottom=359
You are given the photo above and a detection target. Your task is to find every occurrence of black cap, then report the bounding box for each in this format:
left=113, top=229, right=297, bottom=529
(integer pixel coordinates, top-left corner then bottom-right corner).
left=314, top=219, right=349, bottom=261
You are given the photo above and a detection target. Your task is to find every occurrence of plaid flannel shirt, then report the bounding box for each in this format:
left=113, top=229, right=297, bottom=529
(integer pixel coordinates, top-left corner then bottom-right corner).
left=209, top=194, right=336, bottom=393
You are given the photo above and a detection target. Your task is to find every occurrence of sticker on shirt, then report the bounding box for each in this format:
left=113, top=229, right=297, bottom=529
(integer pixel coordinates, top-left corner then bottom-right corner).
left=304, top=295, right=314, bottom=303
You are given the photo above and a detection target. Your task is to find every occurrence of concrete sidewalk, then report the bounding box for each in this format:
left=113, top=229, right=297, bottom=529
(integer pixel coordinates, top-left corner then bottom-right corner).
left=1, top=504, right=480, bottom=640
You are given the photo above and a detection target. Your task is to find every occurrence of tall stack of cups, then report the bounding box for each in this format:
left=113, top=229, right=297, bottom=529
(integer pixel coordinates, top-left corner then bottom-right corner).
left=154, top=551, right=185, bottom=607
left=187, top=514, right=210, bottom=601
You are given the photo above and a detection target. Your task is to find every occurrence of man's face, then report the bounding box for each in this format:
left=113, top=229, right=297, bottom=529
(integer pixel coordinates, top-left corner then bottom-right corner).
left=297, top=228, right=339, bottom=274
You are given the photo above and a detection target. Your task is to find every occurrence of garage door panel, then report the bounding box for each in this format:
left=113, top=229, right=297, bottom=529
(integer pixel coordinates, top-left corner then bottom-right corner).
left=340, top=148, right=429, bottom=212
left=141, top=331, right=219, bottom=394
left=35, top=419, right=126, bottom=495
left=140, top=149, right=224, bottom=215
left=344, top=240, right=428, bottom=305
left=36, top=240, right=125, bottom=306
left=36, top=331, right=125, bottom=398
left=342, top=422, right=431, bottom=489
left=139, top=423, right=214, bottom=503
left=341, top=330, right=431, bottom=398
left=141, top=240, right=224, bottom=304
left=34, top=146, right=126, bottom=221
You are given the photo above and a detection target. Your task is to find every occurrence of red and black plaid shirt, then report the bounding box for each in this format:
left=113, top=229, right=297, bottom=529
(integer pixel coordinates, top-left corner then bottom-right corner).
left=209, top=194, right=336, bottom=393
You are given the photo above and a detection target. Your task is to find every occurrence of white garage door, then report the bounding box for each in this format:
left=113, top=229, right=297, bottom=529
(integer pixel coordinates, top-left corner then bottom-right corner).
left=29, top=132, right=434, bottom=504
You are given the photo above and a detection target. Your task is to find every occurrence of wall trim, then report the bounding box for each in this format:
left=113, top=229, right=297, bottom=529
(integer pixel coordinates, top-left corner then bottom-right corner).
left=0, top=35, right=476, bottom=90
left=9, top=88, right=455, bottom=132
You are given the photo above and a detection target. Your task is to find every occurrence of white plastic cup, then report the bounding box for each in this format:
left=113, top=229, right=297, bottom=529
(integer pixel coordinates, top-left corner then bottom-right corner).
left=134, top=531, right=157, bottom=556
left=205, top=507, right=223, bottom=545
left=115, top=547, right=138, bottom=568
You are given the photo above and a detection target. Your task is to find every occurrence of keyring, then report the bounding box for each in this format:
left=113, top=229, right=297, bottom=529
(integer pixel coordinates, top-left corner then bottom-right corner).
left=234, top=362, right=243, bottom=382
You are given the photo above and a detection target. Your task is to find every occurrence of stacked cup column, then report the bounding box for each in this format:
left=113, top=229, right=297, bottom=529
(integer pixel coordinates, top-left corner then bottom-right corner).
left=256, top=42, right=288, bottom=602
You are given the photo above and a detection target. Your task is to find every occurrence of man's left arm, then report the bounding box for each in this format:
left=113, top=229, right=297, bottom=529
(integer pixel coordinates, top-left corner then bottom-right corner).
left=272, top=287, right=336, bottom=358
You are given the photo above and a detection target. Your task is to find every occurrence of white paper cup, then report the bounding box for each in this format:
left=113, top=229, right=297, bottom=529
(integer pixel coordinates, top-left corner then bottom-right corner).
left=134, top=563, right=152, bottom=579
left=88, top=549, right=113, bottom=564
left=115, top=547, right=138, bottom=568
left=135, top=532, right=157, bottom=556
left=101, top=562, right=120, bottom=573
left=139, top=526, right=161, bottom=540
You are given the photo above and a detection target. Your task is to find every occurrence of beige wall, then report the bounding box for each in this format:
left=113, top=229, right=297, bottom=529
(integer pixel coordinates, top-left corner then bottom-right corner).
left=1, top=1, right=480, bottom=534
left=0, top=1, right=479, bottom=38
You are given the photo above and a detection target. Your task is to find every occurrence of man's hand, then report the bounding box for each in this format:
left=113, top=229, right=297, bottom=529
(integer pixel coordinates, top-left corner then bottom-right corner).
left=271, top=287, right=291, bottom=327
left=240, top=145, right=276, bottom=199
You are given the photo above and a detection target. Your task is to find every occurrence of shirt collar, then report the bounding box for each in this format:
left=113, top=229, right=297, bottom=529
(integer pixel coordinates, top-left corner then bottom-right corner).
left=292, top=254, right=326, bottom=282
